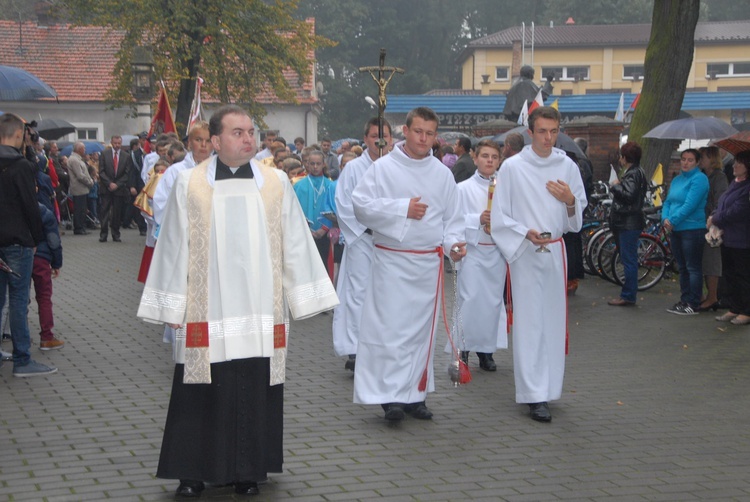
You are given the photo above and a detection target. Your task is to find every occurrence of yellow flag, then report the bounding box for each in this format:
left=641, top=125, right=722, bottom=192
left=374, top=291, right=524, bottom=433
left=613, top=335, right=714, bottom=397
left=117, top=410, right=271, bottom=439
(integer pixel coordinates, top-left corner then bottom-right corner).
left=651, top=163, right=663, bottom=207
left=549, top=99, right=559, bottom=110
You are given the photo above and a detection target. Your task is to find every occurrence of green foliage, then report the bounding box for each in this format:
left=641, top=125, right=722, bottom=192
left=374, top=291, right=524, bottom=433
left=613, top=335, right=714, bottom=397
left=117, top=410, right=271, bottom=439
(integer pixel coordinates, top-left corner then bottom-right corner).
left=60, top=0, right=333, bottom=130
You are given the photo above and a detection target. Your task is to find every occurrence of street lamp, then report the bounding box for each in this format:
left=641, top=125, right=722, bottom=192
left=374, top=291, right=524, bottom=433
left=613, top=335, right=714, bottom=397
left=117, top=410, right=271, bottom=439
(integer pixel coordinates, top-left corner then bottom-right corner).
left=132, top=46, right=155, bottom=101
left=132, top=46, right=155, bottom=134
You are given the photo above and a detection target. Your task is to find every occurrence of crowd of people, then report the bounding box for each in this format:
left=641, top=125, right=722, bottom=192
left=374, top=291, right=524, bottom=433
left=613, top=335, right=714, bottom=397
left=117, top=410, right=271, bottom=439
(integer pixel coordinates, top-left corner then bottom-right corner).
left=3, top=103, right=749, bottom=498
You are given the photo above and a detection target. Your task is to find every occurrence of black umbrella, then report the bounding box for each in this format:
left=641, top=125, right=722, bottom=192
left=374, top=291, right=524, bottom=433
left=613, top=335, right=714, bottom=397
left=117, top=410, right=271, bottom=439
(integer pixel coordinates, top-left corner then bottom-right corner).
left=492, top=125, right=587, bottom=159
left=0, top=65, right=58, bottom=101
left=37, top=118, right=76, bottom=140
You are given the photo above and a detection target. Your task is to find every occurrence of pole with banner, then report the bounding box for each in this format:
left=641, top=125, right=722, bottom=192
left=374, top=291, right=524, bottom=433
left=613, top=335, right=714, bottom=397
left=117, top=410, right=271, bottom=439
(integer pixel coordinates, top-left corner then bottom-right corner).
left=359, top=49, right=404, bottom=158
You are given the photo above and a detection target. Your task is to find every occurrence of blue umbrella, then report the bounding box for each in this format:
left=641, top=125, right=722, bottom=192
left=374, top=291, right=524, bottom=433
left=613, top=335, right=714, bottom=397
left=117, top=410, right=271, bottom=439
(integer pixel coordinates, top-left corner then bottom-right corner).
left=0, top=65, right=58, bottom=101
left=59, top=141, right=105, bottom=157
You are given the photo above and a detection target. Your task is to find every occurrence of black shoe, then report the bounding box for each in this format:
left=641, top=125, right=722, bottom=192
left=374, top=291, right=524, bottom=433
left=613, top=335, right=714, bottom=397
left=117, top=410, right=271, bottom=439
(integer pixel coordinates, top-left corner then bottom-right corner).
left=235, top=481, right=259, bottom=495
left=140, top=230, right=147, bottom=236
left=529, top=402, right=552, bottom=422
left=73, top=230, right=88, bottom=235
left=383, top=403, right=405, bottom=422
left=344, top=354, right=356, bottom=371
left=113, top=236, right=122, bottom=242
left=175, top=480, right=204, bottom=498
left=405, top=402, right=433, bottom=420
left=478, top=353, right=497, bottom=371
left=460, top=351, right=469, bottom=365
left=99, top=236, right=107, bottom=242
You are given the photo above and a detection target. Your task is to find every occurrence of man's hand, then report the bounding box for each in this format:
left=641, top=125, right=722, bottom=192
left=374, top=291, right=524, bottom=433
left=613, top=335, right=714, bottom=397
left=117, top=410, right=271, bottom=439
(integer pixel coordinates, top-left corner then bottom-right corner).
left=51, top=269, right=60, bottom=279
left=109, top=182, right=117, bottom=192
left=167, top=323, right=182, bottom=329
left=546, top=179, right=575, bottom=206
left=130, top=187, right=137, bottom=196
left=663, top=218, right=673, bottom=233
left=449, top=242, right=467, bottom=262
left=526, top=229, right=552, bottom=246
left=480, top=210, right=491, bottom=234
left=407, top=196, right=428, bottom=220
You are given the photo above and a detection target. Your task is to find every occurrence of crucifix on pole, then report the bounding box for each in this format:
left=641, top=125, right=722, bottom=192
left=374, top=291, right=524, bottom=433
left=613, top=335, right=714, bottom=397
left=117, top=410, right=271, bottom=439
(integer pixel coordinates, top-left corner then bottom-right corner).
left=359, top=48, right=404, bottom=158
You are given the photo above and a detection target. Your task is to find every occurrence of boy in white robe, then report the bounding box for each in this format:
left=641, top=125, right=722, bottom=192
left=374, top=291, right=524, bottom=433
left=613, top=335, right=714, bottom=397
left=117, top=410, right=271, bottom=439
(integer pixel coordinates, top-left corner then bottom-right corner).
left=491, top=106, right=586, bottom=423
left=351, top=107, right=466, bottom=422
left=332, top=117, right=392, bottom=371
left=450, top=140, right=508, bottom=371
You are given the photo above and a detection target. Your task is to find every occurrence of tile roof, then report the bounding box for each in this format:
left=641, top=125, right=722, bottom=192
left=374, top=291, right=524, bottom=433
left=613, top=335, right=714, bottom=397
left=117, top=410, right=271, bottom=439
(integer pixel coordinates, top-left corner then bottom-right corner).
left=0, top=20, right=122, bottom=102
left=467, top=20, right=750, bottom=50
left=0, top=19, right=317, bottom=105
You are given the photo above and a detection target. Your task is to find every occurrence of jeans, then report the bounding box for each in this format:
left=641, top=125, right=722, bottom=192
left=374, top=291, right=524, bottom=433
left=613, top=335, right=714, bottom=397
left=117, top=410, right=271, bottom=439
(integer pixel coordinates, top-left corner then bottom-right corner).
left=670, top=228, right=705, bottom=307
left=614, top=228, right=640, bottom=303
left=0, top=245, right=34, bottom=365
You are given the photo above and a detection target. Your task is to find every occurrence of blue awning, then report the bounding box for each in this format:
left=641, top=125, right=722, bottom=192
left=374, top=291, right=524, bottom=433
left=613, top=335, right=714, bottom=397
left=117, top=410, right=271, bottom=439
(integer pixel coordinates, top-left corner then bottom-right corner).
left=386, top=91, right=750, bottom=115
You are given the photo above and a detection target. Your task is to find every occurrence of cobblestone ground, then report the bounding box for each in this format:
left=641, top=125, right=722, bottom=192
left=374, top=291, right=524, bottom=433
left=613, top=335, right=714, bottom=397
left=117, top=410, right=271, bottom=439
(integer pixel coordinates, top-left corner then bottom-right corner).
left=1, top=228, right=749, bottom=501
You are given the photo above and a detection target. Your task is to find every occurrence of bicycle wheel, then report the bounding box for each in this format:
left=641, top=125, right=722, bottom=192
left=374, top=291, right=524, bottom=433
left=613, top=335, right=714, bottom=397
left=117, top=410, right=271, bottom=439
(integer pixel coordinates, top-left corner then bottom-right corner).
left=585, top=226, right=611, bottom=277
left=581, top=222, right=604, bottom=275
left=595, top=233, right=619, bottom=284
left=611, top=234, right=667, bottom=291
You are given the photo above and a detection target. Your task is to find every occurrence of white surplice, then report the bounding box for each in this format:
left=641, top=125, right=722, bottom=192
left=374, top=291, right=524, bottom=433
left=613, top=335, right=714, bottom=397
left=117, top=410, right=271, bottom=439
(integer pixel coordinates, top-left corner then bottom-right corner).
left=491, top=145, right=586, bottom=403
left=152, top=152, right=197, bottom=226
left=446, top=171, right=508, bottom=355
left=351, top=143, right=465, bottom=405
left=137, top=157, right=339, bottom=385
left=331, top=152, right=378, bottom=357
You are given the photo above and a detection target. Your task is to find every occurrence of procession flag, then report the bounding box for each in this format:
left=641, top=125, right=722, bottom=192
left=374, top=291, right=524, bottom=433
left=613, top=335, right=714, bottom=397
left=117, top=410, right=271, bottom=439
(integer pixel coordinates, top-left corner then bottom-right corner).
left=528, top=87, right=545, bottom=114
left=186, top=77, right=204, bottom=136
left=614, top=92, right=625, bottom=121
left=549, top=98, right=559, bottom=110
left=146, top=83, right=176, bottom=153
left=518, top=100, right=529, bottom=127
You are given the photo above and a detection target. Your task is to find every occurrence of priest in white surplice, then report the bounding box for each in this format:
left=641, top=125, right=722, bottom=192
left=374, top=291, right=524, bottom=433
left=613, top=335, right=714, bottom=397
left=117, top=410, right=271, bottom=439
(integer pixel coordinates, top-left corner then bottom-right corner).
left=491, top=106, right=586, bottom=423
left=449, top=140, right=508, bottom=372
left=137, top=105, right=338, bottom=498
left=332, top=117, right=392, bottom=371
left=351, top=107, right=466, bottom=422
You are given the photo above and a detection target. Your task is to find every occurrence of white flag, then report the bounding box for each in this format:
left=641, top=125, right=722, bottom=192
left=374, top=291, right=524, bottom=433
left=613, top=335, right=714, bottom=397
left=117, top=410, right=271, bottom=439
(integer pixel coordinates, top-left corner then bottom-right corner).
left=518, top=100, right=529, bottom=127
left=609, top=164, right=619, bottom=185
left=614, top=92, right=625, bottom=121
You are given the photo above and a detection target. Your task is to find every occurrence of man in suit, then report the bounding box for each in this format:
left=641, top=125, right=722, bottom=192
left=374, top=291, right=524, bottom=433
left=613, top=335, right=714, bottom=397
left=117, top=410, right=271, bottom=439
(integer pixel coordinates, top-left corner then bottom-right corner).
left=451, top=137, right=476, bottom=183
left=98, top=135, right=132, bottom=242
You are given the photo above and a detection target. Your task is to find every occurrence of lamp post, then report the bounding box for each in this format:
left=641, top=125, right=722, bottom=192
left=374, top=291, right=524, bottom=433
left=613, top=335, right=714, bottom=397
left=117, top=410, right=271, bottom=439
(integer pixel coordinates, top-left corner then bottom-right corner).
left=132, top=46, right=155, bottom=133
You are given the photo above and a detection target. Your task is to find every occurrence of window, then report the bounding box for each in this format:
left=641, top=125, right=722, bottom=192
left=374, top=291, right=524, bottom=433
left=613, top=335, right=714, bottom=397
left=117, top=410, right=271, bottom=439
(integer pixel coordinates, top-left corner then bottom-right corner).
left=77, top=129, right=98, bottom=140
left=706, top=62, right=750, bottom=78
left=495, top=67, right=509, bottom=81
left=541, top=65, right=589, bottom=81
left=623, top=64, right=645, bottom=80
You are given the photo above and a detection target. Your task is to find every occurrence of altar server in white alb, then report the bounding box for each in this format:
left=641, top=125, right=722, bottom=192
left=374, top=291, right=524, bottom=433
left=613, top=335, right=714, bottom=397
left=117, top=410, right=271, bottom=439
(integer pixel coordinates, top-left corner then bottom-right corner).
left=332, top=117, right=392, bottom=371
left=491, top=106, right=586, bottom=423
left=449, top=139, right=508, bottom=372
left=351, top=107, right=466, bottom=422
left=137, top=105, right=338, bottom=498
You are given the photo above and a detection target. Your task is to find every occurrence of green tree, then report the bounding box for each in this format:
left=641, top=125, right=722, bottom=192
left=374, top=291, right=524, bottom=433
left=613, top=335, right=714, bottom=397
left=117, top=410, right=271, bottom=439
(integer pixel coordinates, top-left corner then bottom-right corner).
left=628, top=0, right=700, bottom=177
left=61, top=0, right=332, bottom=131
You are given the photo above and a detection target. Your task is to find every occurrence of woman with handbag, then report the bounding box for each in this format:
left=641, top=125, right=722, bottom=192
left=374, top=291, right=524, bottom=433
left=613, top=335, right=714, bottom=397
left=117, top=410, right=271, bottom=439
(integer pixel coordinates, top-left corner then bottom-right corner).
left=710, top=150, right=750, bottom=325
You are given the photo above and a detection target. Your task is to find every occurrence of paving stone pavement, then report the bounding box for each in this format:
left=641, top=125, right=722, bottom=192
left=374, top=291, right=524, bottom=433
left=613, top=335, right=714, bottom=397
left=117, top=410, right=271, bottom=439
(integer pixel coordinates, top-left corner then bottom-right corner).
left=1, top=228, right=749, bottom=501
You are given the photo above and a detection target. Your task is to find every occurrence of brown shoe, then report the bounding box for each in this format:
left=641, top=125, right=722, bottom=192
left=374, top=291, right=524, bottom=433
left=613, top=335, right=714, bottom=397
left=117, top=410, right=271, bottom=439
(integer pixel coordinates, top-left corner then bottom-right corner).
left=608, top=298, right=635, bottom=306
left=40, top=338, right=65, bottom=351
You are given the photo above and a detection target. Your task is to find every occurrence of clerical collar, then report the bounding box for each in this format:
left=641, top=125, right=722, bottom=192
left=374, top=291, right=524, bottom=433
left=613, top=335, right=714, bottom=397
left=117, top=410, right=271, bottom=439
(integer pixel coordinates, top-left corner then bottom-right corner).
left=215, top=158, right=253, bottom=180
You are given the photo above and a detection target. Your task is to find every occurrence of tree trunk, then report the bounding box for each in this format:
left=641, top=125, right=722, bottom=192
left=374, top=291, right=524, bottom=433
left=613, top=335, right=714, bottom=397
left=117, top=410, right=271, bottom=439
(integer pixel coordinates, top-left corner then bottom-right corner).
left=628, top=0, right=700, bottom=178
